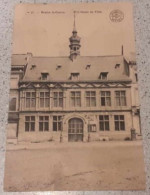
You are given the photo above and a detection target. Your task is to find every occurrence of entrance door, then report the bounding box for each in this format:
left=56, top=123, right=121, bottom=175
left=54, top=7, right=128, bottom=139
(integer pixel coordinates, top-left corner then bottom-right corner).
left=68, top=118, right=83, bottom=142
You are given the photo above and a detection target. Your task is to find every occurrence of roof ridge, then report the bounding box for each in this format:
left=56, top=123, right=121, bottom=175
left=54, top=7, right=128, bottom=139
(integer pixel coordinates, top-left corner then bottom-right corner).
left=12, top=54, right=123, bottom=58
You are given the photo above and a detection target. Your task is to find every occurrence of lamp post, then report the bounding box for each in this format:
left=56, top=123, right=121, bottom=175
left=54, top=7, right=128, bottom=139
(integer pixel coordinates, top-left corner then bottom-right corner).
left=87, top=116, right=91, bottom=142
left=88, top=129, right=91, bottom=142
left=85, top=115, right=91, bottom=142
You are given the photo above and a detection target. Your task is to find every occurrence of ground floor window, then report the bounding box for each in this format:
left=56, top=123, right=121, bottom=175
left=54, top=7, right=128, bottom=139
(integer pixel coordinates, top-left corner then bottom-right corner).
left=99, top=115, right=109, bottom=131
left=114, top=115, right=125, bottom=131
left=25, top=116, right=35, bottom=132
left=53, top=116, right=62, bottom=131
left=88, top=124, right=96, bottom=132
left=24, top=114, right=126, bottom=133
left=39, top=116, right=49, bottom=131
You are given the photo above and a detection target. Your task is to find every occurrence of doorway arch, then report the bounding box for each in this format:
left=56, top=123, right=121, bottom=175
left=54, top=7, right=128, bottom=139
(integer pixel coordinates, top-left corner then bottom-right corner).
left=68, top=118, right=83, bottom=142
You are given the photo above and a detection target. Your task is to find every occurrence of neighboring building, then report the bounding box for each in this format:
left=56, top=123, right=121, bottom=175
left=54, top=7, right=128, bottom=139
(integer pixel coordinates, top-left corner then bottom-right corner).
left=7, top=21, right=141, bottom=143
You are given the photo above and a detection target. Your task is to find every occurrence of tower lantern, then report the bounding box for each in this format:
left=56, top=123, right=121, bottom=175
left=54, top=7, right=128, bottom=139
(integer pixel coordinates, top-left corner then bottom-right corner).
left=69, top=12, right=81, bottom=61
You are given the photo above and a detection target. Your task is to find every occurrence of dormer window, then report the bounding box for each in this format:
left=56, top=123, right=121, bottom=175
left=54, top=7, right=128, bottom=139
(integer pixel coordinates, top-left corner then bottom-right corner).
left=70, top=72, right=80, bottom=81
left=31, top=64, right=36, bottom=69
left=115, top=64, right=120, bottom=68
left=56, top=65, right=62, bottom=70
left=99, top=72, right=108, bottom=80
left=86, top=64, right=91, bottom=69
left=41, top=72, right=49, bottom=80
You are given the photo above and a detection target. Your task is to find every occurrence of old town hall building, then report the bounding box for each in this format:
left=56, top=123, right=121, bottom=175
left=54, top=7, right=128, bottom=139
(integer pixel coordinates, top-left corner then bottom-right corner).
left=7, top=21, right=141, bottom=143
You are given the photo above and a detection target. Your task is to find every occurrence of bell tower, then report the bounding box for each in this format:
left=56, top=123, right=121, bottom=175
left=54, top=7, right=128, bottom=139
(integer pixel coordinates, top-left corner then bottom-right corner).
left=69, top=12, right=81, bottom=61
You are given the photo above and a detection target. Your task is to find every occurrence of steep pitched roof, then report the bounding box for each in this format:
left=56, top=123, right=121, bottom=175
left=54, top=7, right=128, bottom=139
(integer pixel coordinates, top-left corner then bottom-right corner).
left=13, top=54, right=131, bottom=82
left=11, top=54, right=28, bottom=66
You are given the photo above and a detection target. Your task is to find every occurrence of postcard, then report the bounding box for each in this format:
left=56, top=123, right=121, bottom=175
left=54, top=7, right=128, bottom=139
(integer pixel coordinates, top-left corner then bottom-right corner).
left=4, top=2, right=146, bottom=191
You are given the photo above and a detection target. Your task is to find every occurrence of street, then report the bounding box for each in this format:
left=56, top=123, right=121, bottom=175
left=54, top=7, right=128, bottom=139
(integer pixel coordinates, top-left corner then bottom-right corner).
left=4, top=141, right=146, bottom=191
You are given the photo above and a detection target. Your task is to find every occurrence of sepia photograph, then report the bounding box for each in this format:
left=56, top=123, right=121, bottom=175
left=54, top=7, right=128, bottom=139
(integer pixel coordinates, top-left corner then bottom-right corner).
left=4, top=2, right=146, bottom=191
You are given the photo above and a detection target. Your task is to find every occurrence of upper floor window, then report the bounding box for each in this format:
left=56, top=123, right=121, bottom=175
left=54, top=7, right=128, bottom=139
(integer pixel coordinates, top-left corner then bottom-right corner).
left=39, top=116, right=49, bottom=131
left=99, top=115, right=110, bottom=131
left=53, top=116, right=62, bottom=131
left=100, top=91, right=111, bottom=106
left=114, top=115, right=125, bottom=131
left=25, top=116, right=35, bottom=132
left=26, top=92, right=36, bottom=108
left=85, top=91, right=96, bottom=107
left=115, top=91, right=126, bottom=106
left=70, top=91, right=81, bottom=107
left=40, top=92, right=50, bottom=108
left=70, top=72, right=80, bottom=81
left=53, top=92, right=63, bottom=107
left=41, top=72, right=49, bottom=80
left=9, top=97, right=16, bottom=111
left=99, top=72, right=108, bottom=80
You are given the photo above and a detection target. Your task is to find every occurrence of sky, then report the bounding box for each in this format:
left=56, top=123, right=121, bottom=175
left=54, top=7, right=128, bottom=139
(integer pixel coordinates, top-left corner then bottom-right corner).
left=12, top=2, right=136, bottom=58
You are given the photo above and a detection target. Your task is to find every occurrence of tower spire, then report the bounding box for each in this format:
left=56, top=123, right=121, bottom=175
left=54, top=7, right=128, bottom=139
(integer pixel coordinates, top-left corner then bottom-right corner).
left=69, top=11, right=81, bottom=61
left=73, top=11, right=76, bottom=32
left=121, top=45, right=124, bottom=55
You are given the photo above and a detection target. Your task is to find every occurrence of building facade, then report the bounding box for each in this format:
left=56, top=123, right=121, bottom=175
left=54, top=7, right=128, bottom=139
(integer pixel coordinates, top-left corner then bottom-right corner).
left=7, top=23, right=141, bottom=143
